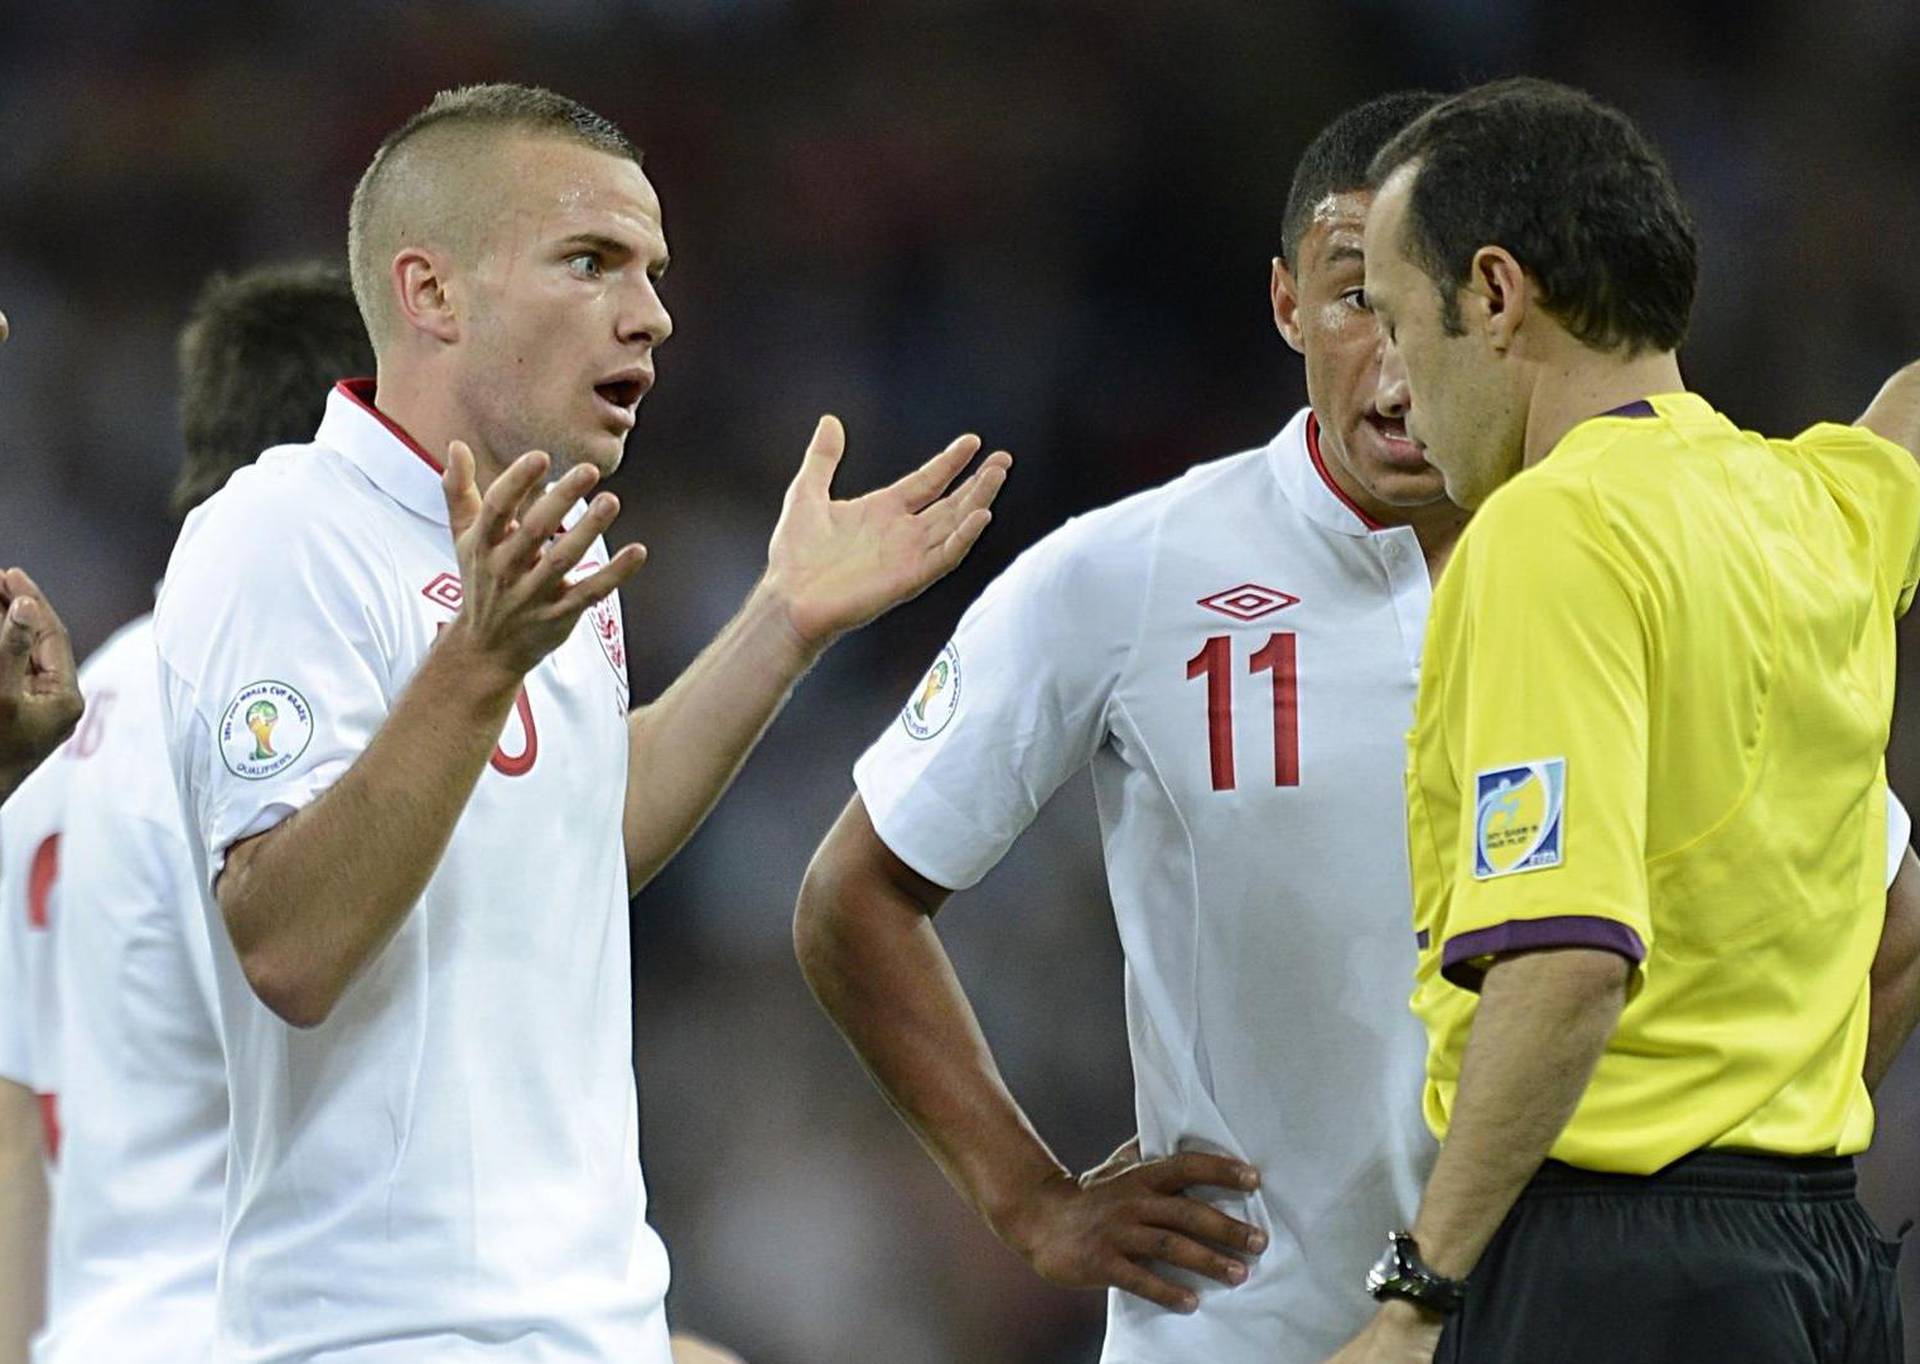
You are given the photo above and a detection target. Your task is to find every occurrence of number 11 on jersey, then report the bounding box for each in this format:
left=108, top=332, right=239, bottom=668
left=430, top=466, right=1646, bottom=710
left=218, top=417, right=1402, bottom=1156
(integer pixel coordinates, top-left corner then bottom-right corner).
left=1185, top=633, right=1300, bottom=791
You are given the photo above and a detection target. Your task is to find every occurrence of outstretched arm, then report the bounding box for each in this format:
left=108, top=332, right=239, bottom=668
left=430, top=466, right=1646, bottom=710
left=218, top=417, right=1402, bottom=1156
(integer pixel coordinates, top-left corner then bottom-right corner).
left=621, top=417, right=1008, bottom=892
left=1858, top=359, right=1920, bottom=459
left=796, top=796, right=1265, bottom=1313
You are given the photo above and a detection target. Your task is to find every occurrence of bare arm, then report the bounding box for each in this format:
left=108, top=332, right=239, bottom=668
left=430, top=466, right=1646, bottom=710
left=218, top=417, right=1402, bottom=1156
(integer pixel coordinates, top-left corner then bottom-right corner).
left=1866, top=845, right=1920, bottom=1091
left=669, top=1334, right=747, bottom=1364
left=0, top=1078, right=46, bottom=1364
left=220, top=448, right=643, bottom=1027
left=622, top=418, right=1008, bottom=891
left=1858, top=360, right=1920, bottom=459
left=0, top=570, right=83, bottom=806
left=796, top=796, right=1265, bottom=1313
left=1327, top=947, right=1628, bottom=1361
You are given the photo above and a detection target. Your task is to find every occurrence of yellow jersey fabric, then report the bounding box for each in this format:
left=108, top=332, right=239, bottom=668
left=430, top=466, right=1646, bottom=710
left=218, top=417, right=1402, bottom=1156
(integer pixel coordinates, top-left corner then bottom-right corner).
left=1407, top=392, right=1920, bottom=1174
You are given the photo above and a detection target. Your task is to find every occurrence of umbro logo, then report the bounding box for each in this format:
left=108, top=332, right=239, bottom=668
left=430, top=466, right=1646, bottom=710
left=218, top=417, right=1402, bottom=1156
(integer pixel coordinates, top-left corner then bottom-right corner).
left=421, top=573, right=463, bottom=611
left=1197, top=583, right=1299, bottom=621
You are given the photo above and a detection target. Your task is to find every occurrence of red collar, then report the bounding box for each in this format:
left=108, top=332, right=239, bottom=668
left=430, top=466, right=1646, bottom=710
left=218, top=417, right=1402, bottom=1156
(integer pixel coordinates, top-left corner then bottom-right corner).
left=335, top=379, right=444, bottom=474
left=1304, top=411, right=1385, bottom=532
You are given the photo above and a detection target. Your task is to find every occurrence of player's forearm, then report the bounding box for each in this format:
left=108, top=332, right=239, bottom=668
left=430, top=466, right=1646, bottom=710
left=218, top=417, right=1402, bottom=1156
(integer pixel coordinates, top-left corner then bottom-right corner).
left=0, top=1079, right=46, bottom=1364
left=622, top=580, right=820, bottom=891
left=1410, top=947, right=1628, bottom=1282
left=218, top=627, right=519, bottom=1027
left=1866, top=848, right=1920, bottom=1091
left=1859, top=359, right=1920, bottom=460
left=795, top=806, right=1068, bottom=1236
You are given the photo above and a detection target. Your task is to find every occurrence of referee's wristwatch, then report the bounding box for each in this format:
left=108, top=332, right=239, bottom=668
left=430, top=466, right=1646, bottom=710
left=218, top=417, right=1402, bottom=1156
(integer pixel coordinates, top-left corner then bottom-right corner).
left=1365, top=1231, right=1467, bottom=1315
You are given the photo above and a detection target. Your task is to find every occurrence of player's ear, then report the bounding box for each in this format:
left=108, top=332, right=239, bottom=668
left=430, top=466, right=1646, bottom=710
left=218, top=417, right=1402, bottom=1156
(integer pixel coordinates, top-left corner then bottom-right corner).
left=391, top=248, right=461, bottom=346
left=1470, top=245, right=1528, bottom=354
left=1271, top=257, right=1305, bottom=355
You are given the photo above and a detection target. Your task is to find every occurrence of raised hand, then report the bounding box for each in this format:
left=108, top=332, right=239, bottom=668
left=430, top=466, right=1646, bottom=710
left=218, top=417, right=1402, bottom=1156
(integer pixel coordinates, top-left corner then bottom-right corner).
left=0, top=567, right=84, bottom=796
left=762, top=416, right=1012, bottom=653
left=439, top=442, right=647, bottom=685
left=996, top=1138, right=1267, bottom=1315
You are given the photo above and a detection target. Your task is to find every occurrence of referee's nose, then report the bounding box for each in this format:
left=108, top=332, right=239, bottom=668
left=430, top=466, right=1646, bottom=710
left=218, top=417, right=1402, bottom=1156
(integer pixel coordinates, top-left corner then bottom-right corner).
left=1375, top=337, right=1409, bottom=419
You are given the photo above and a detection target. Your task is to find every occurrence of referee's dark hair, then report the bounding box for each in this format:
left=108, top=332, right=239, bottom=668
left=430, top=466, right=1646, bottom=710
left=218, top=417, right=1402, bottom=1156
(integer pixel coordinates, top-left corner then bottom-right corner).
left=1368, top=77, right=1699, bottom=356
left=1280, top=90, right=1444, bottom=269
left=172, top=261, right=374, bottom=520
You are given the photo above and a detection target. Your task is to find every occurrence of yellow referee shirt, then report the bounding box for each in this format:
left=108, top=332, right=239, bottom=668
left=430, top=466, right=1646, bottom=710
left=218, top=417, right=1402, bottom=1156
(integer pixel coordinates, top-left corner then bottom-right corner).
left=1408, top=392, right=1920, bottom=1174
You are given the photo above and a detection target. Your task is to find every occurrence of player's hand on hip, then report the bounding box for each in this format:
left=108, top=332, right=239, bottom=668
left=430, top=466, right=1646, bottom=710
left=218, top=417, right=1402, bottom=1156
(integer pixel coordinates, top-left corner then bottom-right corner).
left=0, top=567, right=85, bottom=776
left=761, top=416, right=1011, bottom=653
left=439, top=441, right=647, bottom=684
left=998, top=1139, right=1266, bottom=1314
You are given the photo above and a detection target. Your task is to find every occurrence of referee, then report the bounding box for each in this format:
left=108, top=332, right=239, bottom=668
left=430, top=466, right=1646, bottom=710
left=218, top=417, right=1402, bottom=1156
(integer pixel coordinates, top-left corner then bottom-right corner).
left=1328, top=78, right=1920, bottom=1363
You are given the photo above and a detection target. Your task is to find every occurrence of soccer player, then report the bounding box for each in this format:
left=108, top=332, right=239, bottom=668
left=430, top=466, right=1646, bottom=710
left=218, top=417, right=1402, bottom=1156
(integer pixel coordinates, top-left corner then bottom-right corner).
left=0, top=300, right=85, bottom=1364
left=794, top=93, right=1469, bottom=1363
left=1331, top=77, right=1920, bottom=1363
left=153, top=84, right=1007, bottom=1362
left=29, top=262, right=374, bottom=1364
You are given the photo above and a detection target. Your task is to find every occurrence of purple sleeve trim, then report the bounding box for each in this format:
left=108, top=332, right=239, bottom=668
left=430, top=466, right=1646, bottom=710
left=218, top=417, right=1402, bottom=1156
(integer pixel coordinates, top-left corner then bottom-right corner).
left=1440, top=915, right=1647, bottom=991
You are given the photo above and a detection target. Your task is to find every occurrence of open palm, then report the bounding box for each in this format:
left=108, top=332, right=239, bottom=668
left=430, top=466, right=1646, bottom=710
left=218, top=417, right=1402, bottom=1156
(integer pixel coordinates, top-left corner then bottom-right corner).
left=765, top=416, right=1012, bottom=650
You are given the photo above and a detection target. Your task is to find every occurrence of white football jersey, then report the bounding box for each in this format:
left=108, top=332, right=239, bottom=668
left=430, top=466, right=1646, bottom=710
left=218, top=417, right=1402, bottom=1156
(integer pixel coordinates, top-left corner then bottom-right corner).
left=0, top=651, right=112, bottom=1170
left=857, top=409, right=1439, bottom=1362
left=33, top=612, right=225, bottom=1364
left=154, top=382, right=667, bottom=1364
left=0, top=750, right=69, bottom=1173
left=858, top=409, right=1919, bottom=1364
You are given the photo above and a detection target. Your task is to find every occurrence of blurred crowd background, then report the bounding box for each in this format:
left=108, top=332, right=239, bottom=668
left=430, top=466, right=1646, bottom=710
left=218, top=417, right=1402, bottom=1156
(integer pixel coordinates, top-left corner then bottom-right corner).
left=4, top=2, right=1920, bottom=1360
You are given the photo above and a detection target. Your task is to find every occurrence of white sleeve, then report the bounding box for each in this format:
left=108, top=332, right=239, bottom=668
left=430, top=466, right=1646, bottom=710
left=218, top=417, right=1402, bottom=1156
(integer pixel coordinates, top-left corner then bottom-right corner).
left=1889, top=787, right=1911, bottom=890
left=853, top=518, right=1135, bottom=890
left=155, top=497, right=398, bottom=889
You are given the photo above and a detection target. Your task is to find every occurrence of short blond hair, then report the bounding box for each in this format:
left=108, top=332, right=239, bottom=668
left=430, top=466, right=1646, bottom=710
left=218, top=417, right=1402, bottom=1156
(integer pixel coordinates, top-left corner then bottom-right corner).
left=346, top=83, right=640, bottom=347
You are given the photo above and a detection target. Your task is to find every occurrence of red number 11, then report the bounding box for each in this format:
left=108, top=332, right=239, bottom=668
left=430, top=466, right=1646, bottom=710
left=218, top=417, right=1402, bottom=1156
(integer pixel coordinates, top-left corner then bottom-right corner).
left=1185, top=632, right=1300, bottom=791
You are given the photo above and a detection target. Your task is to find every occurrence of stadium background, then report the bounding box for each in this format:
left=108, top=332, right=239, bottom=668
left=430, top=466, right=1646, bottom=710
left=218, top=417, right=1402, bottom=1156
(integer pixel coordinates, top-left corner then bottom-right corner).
left=3, top=2, right=1918, bottom=1358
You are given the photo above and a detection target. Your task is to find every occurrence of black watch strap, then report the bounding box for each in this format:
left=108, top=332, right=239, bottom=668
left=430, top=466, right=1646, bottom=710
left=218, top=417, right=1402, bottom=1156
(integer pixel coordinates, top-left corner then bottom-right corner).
left=1365, top=1231, right=1468, bottom=1314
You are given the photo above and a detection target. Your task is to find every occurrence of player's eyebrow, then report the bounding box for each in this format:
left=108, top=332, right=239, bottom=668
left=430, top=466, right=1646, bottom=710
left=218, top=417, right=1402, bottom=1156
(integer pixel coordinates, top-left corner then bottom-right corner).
left=1320, top=244, right=1365, bottom=270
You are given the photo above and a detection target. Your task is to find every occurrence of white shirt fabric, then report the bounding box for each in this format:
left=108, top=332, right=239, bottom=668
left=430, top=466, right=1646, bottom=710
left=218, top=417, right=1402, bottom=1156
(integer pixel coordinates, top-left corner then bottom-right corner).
left=154, top=381, right=667, bottom=1364
left=33, top=612, right=226, bottom=1364
left=0, top=728, right=76, bottom=1146
left=856, top=409, right=1439, bottom=1363
left=857, top=408, right=1920, bottom=1363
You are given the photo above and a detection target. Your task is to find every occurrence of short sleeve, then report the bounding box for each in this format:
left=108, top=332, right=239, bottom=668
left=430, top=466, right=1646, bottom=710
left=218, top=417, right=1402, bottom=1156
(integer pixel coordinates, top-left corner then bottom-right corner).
left=1889, top=787, right=1912, bottom=890
left=853, top=519, right=1133, bottom=890
left=1439, top=484, right=1652, bottom=990
left=1796, top=423, right=1920, bottom=617
left=154, top=488, right=398, bottom=890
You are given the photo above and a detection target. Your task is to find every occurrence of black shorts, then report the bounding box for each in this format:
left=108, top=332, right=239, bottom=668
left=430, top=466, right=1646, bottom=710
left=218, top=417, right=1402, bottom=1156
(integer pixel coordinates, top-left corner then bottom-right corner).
left=1436, top=1152, right=1905, bottom=1364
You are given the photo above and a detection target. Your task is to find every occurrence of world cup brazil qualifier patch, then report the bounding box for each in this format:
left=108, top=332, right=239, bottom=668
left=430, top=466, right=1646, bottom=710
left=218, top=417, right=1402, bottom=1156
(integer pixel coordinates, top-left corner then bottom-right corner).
left=220, top=681, right=315, bottom=780
left=1473, top=757, right=1565, bottom=879
left=901, top=643, right=961, bottom=741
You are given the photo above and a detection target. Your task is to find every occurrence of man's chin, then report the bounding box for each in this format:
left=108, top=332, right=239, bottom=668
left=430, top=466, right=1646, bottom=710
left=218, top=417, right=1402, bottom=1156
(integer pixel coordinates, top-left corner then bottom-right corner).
left=1363, top=464, right=1451, bottom=510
